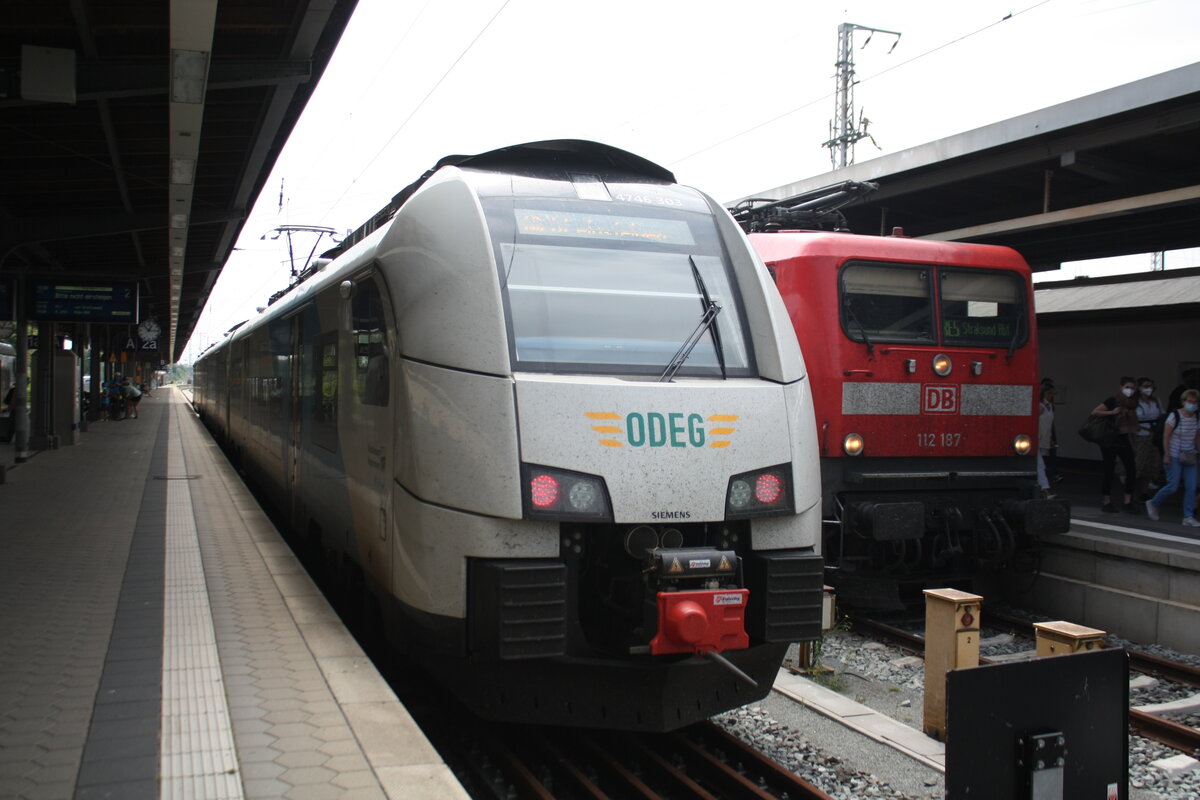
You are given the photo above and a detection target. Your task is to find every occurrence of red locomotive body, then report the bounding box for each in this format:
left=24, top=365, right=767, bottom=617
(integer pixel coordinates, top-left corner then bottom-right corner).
left=750, top=230, right=1068, bottom=608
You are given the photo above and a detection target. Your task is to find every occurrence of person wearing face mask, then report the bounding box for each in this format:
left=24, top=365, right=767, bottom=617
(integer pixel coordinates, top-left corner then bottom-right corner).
left=1037, top=385, right=1056, bottom=498
left=1145, top=388, right=1199, bottom=527
left=1090, top=376, right=1140, bottom=514
left=1040, top=377, right=1064, bottom=483
left=1134, top=377, right=1165, bottom=499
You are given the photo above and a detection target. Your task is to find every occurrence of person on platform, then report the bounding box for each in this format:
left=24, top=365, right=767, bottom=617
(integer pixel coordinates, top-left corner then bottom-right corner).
left=1145, top=389, right=1199, bottom=527
left=108, top=376, right=125, bottom=420
left=1037, top=385, right=1056, bottom=499
left=1039, top=377, right=1064, bottom=483
left=1090, top=376, right=1139, bottom=514
left=1134, top=377, right=1166, bottom=499
left=123, top=378, right=142, bottom=419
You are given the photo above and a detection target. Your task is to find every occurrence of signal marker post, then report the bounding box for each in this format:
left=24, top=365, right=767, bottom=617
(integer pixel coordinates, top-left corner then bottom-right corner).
left=922, top=588, right=982, bottom=741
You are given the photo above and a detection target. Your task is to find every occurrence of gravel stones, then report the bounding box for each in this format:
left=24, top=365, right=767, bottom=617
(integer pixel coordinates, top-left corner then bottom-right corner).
left=714, top=705, right=916, bottom=799
left=712, top=624, right=1200, bottom=799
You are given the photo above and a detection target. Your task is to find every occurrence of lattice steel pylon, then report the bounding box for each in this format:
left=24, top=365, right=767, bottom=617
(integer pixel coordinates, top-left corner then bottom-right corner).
left=823, top=22, right=901, bottom=170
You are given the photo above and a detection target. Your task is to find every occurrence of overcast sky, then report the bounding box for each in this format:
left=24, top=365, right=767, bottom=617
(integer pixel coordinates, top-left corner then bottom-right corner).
left=181, top=0, right=1200, bottom=362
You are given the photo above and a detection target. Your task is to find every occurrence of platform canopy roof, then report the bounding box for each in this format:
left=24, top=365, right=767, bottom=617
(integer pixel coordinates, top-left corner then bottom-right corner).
left=1034, top=266, right=1200, bottom=322
left=0, top=0, right=359, bottom=362
left=735, top=62, right=1200, bottom=272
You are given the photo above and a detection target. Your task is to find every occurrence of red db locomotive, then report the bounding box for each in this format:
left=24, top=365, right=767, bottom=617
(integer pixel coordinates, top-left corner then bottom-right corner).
left=748, top=229, right=1069, bottom=608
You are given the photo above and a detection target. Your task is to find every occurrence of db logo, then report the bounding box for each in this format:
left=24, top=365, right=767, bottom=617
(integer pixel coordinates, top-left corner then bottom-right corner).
left=923, top=384, right=959, bottom=414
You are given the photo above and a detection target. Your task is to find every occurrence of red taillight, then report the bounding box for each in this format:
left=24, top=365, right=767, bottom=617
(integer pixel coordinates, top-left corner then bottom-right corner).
left=755, top=473, right=783, bottom=505
left=726, top=464, right=793, bottom=519
left=530, top=474, right=559, bottom=508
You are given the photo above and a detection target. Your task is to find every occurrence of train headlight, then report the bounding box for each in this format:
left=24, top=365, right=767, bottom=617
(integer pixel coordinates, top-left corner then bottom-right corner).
left=932, top=354, right=952, bottom=376
left=726, top=465, right=792, bottom=519
left=1013, top=434, right=1033, bottom=456
left=843, top=433, right=864, bottom=456
left=521, top=464, right=612, bottom=522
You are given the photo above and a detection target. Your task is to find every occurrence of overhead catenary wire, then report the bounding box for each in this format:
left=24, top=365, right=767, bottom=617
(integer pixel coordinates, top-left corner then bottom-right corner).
left=288, top=0, right=436, bottom=192
left=316, top=0, right=513, bottom=225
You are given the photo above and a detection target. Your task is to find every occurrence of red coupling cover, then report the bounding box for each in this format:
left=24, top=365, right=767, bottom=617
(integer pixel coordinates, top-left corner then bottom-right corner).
left=648, top=589, right=750, bottom=655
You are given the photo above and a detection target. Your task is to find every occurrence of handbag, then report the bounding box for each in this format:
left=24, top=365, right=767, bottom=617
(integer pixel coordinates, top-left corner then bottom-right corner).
left=1181, top=450, right=1197, bottom=466
left=1078, top=414, right=1117, bottom=447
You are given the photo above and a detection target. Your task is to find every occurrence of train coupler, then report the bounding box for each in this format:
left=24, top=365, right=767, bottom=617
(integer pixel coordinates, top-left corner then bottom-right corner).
left=648, top=588, right=749, bottom=656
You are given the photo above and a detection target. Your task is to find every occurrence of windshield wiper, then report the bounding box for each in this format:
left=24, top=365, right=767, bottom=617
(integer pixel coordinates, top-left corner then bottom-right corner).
left=843, top=298, right=875, bottom=356
left=1006, top=308, right=1025, bottom=358
left=660, top=256, right=724, bottom=383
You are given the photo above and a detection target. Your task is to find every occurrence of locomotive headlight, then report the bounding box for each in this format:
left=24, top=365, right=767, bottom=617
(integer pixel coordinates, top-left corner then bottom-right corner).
left=843, top=433, right=864, bottom=456
left=521, top=464, right=612, bottom=522
left=728, top=479, right=753, bottom=510
left=1013, top=434, right=1033, bottom=455
left=932, top=354, right=953, bottom=376
left=568, top=480, right=599, bottom=512
left=726, top=465, right=793, bottom=519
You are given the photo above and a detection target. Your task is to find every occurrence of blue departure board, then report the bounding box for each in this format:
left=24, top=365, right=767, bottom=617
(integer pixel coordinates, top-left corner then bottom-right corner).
left=29, top=281, right=138, bottom=323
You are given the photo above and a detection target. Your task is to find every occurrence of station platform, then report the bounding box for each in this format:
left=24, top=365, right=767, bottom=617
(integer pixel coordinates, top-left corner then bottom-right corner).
left=1005, top=460, right=1200, bottom=655
left=0, top=387, right=467, bottom=800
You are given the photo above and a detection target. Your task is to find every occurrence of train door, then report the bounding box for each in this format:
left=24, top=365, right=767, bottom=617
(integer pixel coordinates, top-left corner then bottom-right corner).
left=343, top=272, right=394, bottom=591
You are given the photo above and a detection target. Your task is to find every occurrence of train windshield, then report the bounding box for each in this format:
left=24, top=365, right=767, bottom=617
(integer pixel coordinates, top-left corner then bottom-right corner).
left=840, top=261, right=1028, bottom=349
left=484, top=194, right=755, bottom=377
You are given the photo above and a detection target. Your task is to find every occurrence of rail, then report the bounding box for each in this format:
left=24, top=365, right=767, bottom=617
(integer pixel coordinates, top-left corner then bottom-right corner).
left=847, top=612, right=1200, bottom=756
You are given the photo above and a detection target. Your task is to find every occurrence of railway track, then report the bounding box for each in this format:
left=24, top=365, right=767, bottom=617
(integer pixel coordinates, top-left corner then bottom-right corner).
left=848, top=612, right=1200, bottom=757
left=434, top=718, right=836, bottom=800
left=289, top=518, right=837, bottom=800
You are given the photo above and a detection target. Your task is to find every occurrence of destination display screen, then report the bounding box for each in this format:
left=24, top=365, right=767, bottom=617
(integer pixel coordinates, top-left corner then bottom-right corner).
left=28, top=281, right=138, bottom=323
left=515, top=209, right=696, bottom=245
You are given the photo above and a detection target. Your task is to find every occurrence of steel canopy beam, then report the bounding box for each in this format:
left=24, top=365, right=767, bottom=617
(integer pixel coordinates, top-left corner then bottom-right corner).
left=0, top=60, right=313, bottom=108
left=921, top=184, right=1200, bottom=243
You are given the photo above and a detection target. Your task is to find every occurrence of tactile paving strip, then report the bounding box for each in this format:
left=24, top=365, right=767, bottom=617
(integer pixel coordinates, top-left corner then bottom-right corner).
left=160, top=411, right=244, bottom=800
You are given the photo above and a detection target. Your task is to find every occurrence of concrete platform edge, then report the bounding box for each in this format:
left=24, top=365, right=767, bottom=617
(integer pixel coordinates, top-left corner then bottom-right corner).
left=178, top=394, right=468, bottom=800
left=772, top=669, right=946, bottom=772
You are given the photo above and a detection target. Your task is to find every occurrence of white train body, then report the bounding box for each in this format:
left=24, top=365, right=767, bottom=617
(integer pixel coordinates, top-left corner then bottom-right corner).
left=194, top=141, right=823, bottom=729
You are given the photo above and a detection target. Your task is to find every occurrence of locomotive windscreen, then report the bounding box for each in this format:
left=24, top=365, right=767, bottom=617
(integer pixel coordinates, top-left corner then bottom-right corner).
left=840, top=261, right=1027, bottom=350
left=938, top=269, right=1025, bottom=347
left=485, top=194, right=755, bottom=377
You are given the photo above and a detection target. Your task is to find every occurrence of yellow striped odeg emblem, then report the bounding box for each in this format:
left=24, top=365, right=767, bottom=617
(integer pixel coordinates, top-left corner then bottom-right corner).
left=584, top=412, right=739, bottom=448
left=585, top=411, right=624, bottom=447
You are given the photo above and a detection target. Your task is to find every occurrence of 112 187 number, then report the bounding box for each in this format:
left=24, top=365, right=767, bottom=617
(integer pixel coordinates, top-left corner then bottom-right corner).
left=918, top=432, right=962, bottom=447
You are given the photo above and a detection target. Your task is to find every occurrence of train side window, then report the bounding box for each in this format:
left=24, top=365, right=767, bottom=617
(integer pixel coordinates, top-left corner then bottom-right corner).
left=840, top=262, right=934, bottom=344
left=351, top=279, right=388, bottom=407
left=311, top=331, right=338, bottom=452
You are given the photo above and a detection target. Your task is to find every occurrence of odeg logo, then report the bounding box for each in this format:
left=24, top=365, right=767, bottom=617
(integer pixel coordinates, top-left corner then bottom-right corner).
left=585, top=412, right=739, bottom=448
